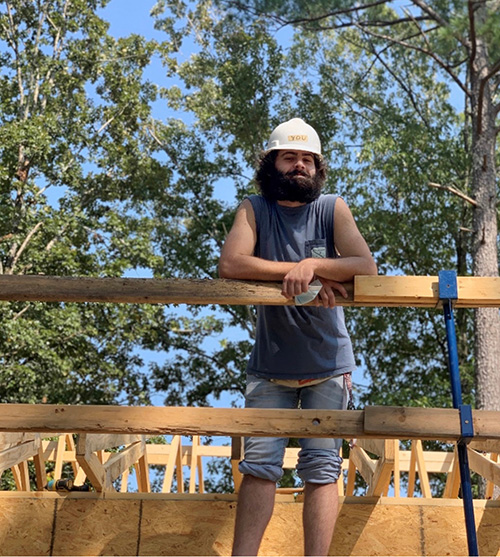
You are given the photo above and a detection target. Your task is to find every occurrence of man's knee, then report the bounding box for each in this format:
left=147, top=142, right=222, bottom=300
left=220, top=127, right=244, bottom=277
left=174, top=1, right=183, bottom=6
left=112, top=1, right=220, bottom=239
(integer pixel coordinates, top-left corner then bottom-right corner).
left=296, top=448, right=343, bottom=484
left=239, top=460, right=283, bottom=483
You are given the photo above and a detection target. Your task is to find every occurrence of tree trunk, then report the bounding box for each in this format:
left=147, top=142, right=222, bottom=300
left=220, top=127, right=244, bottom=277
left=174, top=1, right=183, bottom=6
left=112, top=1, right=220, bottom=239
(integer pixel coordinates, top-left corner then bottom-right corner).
left=469, top=4, right=500, bottom=414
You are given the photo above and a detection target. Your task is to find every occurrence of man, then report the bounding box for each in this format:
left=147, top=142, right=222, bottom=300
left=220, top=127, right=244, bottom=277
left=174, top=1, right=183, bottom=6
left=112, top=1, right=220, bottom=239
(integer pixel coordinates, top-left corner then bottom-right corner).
left=219, top=118, right=377, bottom=556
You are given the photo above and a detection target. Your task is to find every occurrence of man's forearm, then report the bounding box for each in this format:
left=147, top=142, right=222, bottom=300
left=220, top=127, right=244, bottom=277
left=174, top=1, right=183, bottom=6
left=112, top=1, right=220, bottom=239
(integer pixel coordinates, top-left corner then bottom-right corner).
left=309, top=256, right=378, bottom=283
left=219, top=254, right=296, bottom=281
left=219, top=254, right=377, bottom=283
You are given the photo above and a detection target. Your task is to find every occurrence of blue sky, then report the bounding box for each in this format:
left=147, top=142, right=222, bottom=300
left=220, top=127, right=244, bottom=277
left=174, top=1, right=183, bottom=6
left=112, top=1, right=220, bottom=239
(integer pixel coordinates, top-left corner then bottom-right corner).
left=98, top=0, right=238, bottom=204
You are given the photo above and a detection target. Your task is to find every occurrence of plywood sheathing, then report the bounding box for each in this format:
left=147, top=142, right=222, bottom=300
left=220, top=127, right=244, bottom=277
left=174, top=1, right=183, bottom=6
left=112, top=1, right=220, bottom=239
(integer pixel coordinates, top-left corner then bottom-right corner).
left=52, top=499, right=140, bottom=556
left=0, top=494, right=498, bottom=556
left=0, top=497, right=54, bottom=556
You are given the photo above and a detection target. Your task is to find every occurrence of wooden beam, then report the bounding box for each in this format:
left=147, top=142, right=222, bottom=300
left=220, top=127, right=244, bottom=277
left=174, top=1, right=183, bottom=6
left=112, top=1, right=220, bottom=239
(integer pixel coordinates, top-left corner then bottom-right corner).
left=0, top=275, right=351, bottom=306
left=0, top=437, right=40, bottom=475
left=0, top=432, right=37, bottom=450
left=162, top=436, right=181, bottom=493
left=76, top=433, right=107, bottom=492
left=1, top=274, right=499, bottom=308
left=366, top=440, right=395, bottom=497
left=83, top=434, right=144, bottom=454
left=104, top=440, right=145, bottom=489
left=0, top=404, right=499, bottom=442
left=364, top=406, right=500, bottom=441
left=467, top=448, right=500, bottom=487
left=354, top=275, right=500, bottom=308
left=349, top=446, right=376, bottom=485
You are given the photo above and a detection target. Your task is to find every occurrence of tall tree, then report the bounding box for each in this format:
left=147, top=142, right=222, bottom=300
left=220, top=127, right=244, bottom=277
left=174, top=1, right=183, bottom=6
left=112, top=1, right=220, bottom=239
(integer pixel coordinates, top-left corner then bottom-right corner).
left=0, top=0, right=179, bottom=405
left=220, top=0, right=500, bottom=412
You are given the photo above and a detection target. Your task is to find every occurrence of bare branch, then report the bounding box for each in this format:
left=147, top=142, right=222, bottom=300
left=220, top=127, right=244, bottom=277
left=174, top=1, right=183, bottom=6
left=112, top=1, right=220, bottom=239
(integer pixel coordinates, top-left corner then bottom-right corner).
left=366, top=37, right=431, bottom=129
left=96, top=104, right=131, bottom=135
left=13, top=305, right=31, bottom=321
left=476, top=57, right=500, bottom=135
left=6, top=222, right=44, bottom=275
left=428, top=182, right=478, bottom=206
left=352, top=21, right=470, bottom=96
left=45, top=224, right=69, bottom=252
left=225, top=0, right=392, bottom=28
left=410, top=0, right=450, bottom=29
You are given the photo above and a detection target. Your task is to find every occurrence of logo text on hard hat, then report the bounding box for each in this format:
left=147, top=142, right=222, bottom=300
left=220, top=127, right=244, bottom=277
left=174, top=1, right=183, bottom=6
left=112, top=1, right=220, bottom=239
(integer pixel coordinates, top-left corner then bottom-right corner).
left=288, top=135, right=308, bottom=142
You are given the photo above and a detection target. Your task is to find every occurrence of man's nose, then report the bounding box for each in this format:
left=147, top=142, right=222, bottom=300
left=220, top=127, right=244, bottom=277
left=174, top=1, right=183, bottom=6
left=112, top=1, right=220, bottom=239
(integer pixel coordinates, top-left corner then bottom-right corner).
left=295, top=158, right=306, bottom=169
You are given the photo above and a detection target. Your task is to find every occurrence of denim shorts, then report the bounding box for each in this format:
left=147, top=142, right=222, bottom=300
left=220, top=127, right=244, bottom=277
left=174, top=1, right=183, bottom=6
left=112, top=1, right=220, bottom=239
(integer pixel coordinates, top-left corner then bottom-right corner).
left=239, top=374, right=349, bottom=484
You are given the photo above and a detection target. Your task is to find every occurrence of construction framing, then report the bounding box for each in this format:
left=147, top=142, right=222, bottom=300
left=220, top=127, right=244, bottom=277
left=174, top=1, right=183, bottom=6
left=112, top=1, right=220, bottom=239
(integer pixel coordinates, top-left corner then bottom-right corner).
left=1, top=275, right=500, bottom=556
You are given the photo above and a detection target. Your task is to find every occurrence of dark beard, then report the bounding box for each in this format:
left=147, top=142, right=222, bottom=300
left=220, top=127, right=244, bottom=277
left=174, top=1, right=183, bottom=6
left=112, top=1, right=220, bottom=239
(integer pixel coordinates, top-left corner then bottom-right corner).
left=259, top=167, right=322, bottom=203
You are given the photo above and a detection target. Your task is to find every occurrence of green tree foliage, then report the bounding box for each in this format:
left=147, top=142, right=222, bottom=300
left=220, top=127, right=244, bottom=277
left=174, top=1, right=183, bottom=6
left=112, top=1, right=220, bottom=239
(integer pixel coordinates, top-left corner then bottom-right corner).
left=149, top=0, right=482, bottom=416
left=215, top=0, right=500, bottom=412
left=0, top=0, right=179, bottom=405
left=1, top=0, right=497, bottom=496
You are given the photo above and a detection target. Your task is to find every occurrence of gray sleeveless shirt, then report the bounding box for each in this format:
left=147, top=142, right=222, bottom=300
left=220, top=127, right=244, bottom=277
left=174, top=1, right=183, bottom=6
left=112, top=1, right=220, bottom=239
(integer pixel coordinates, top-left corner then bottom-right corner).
left=247, top=193, right=356, bottom=380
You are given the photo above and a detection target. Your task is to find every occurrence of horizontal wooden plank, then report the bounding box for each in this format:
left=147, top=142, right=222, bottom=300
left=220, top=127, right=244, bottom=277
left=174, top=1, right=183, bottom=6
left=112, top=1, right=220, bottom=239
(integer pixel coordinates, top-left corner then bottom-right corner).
left=1, top=274, right=499, bottom=307
left=0, top=404, right=499, bottom=442
left=0, top=275, right=353, bottom=306
left=355, top=276, right=439, bottom=307
left=354, top=275, right=500, bottom=308
left=0, top=404, right=365, bottom=438
left=364, top=406, right=500, bottom=441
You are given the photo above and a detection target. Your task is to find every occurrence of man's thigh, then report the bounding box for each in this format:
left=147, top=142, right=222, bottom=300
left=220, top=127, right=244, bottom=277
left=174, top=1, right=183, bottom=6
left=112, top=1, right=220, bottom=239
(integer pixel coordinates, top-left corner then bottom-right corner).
left=240, top=375, right=298, bottom=482
left=297, top=375, right=348, bottom=482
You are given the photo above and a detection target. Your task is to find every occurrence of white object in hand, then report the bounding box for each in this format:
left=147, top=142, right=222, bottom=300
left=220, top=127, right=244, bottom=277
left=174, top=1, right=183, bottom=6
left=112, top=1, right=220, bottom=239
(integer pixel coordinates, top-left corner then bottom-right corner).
left=295, top=279, right=323, bottom=306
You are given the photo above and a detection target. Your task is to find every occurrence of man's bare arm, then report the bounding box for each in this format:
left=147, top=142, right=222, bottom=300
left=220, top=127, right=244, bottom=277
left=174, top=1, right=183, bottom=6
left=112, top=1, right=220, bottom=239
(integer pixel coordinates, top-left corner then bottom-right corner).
left=219, top=199, right=297, bottom=280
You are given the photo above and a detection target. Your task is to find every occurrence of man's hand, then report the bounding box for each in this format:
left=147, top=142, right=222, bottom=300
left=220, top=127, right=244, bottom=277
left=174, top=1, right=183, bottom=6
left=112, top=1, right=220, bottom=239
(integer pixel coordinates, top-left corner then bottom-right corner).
left=281, top=259, right=317, bottom=299
left=314, top=278, right=348, bottom=309
left=282, top=261, right=348, bottom=309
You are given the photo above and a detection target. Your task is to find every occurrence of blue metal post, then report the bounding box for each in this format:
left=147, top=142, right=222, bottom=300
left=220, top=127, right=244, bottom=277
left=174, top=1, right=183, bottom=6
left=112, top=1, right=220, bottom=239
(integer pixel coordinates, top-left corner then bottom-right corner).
left=439, top=271, right=479, bottom=556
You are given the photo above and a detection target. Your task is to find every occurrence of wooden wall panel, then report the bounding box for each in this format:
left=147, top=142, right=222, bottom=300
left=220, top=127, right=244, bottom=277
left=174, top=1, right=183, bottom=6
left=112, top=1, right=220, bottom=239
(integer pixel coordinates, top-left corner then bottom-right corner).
left=0, top=494, right=499, bottom=556
left=0, top=497, right=54, bottom=556
left=52, top=498, right=140, bottom=556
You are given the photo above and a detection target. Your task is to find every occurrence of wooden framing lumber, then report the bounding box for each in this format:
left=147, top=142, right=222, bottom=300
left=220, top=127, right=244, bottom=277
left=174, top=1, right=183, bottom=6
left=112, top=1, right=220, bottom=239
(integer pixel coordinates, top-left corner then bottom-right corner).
left=0, top=433, right=37, bottom=450
left=82, top=434, right=144, bottom=454
left=467, top=448, right=500, bottom=487
left=363, top=405, right=500, bottom=441
left=0, top=404, right=500, bottom=441
left=1, top=274, right=499, bottom=308
left=349, top=446, right=376, bottom=485
left=161, top=435, right=181, bottom=493
left=11, top=461, right=30, bottom=491
left=408, top=440, right=432, bottom=498
left=75, top=434, right=148, bottom=492
left=354, top=275, right=500, bottom=307
left=0, top=436, right=40, bottom=475
left=0, top=404, right=499, bottom=442
left=104, top=440, right=145, bottom=488
left=0, top=275, right=328, bottom=306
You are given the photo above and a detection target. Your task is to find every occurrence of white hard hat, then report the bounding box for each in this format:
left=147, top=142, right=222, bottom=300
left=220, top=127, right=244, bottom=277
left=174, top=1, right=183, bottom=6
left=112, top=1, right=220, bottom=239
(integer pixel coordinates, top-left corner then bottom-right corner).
left=265, top=118, right=321, bottom=156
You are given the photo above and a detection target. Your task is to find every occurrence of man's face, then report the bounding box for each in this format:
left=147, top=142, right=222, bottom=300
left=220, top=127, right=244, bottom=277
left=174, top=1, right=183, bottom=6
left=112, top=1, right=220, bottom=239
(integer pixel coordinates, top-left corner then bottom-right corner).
left=274, top=150, right=317, bottom=179
left=266, top=149, right=321, bottom=203
left=256, top=148, right=324, bottom=203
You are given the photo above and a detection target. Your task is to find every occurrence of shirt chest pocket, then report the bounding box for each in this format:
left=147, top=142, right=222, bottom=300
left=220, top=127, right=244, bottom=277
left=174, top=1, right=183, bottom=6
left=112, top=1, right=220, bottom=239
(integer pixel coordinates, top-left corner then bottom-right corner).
left=305, top=239, right=326, bottom=259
